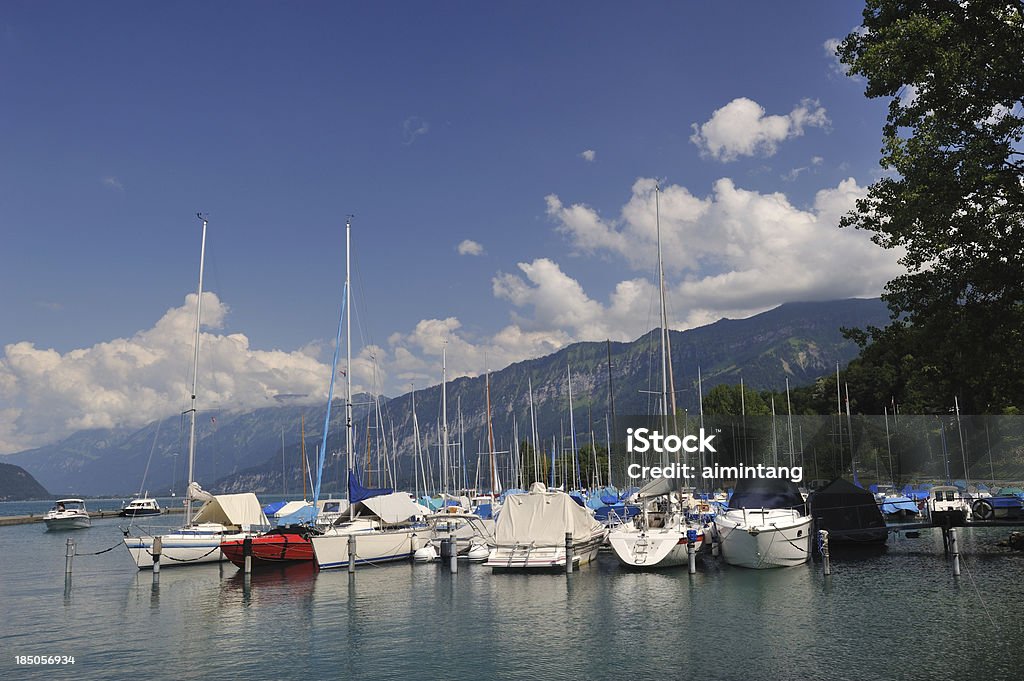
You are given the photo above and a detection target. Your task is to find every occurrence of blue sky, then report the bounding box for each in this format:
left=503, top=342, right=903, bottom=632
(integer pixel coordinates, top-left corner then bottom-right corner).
left=0, top=1, right=904, bottom=454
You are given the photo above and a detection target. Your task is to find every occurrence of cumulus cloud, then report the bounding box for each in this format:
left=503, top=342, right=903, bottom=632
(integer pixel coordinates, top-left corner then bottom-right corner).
left=457, top=239, right=484, bottom=256
left=0, top=292, right=332, bottom=454
left=580, top=149, right=596, bottom=162
left=690, top=98, right=830, bottom=161
left=546, top=175, right=903, bottom=327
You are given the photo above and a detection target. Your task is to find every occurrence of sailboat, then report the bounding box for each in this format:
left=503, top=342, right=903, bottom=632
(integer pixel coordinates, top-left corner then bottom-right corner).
left=123, top=215, right=268, bottom=569
left=607, top=181, right=709, bottom=569
left=309, top=217, right=429, bottom=570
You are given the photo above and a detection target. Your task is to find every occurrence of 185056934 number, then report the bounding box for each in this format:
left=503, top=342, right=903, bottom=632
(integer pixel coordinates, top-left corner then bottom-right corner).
left=14, top=655, right=75, bottom=665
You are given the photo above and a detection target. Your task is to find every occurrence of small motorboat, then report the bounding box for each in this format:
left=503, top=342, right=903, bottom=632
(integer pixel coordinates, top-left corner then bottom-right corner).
left=43, top=499, right=92, bottom=531
left=119, top=497, right=162, bottom=518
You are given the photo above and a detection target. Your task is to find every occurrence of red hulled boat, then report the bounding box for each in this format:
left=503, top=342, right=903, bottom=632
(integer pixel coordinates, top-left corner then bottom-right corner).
left=221, top=525, right=322, bottom=568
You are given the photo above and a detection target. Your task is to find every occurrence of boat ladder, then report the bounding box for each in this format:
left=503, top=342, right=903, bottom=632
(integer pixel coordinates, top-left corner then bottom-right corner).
left=633, top=536, right=650, bottom=564
left=507, top=542, right=534, bottom=567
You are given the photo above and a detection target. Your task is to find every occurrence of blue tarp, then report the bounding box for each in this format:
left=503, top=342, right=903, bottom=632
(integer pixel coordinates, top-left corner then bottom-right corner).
left=474, top=503, right=493, bottom=519
left=349, top=470, right=391, bottom=504
left=568, top=492, right=587, bottom=507
left=880, top=496, right=919, bottom=515
left=262, top=500, right=288, bottom=516
left=593, top=504, right=641, bottom=523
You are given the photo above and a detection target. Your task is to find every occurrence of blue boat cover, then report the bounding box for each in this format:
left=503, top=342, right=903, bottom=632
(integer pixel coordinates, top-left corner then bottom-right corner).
left=880, top=496, right=919, bottom=515
left=277, top=504, right=318, bottom=525
left=349, top=470, right=392, bottom=504
left=593, top=504, right=641, bottom=522
left=262, top=500, right=288, bottom=515
left=475, top=503, right=493, bottom=519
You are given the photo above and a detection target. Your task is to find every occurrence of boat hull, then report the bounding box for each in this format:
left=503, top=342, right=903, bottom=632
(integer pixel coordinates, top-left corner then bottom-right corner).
left=118, top=509, right=162, bottom=518
left=715, top=509, right=811, bottom=569
left=484, top=530, right=606, bottom=570
left=221, top=529, right=317, bottom=568
left=311, top=527, right=428, bottom=570
left=607, top=526, right=704, bottom=568
left=124, top=528, right=250, bottom=569
left=44, top=515, right=91, bottom=531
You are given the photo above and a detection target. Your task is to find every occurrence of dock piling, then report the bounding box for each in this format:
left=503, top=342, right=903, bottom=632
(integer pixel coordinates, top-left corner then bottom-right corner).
left=347, top=533, right=356, bottom=574
left=65, top=538, right=74, bottom=575
left=687, top=529, right=697, bottom=575
left=950, top=527, right=961, bottom=577
left=565, top=532, right=573, bottom=575
left=819, top=529, right=831, bottom=576
left=449, top=531, right=458, bottom=573
left=152, top=536, right=162, bottom=579
left=243, top=536, right=252, bottom=575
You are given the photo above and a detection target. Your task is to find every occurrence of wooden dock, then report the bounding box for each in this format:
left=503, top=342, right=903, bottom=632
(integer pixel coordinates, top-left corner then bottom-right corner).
left=0, top=507, right=184, bottom=527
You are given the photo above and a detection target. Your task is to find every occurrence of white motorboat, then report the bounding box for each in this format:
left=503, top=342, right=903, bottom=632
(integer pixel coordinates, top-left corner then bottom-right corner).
left=928, top=485, right=971, bottom=526
left=43, top=499, right=91, bottom=531
left=119, top=497, right=161, bottom=517
left=485, top=483, right=607, bottom=570
left=715, top=478, right=811, bottom=569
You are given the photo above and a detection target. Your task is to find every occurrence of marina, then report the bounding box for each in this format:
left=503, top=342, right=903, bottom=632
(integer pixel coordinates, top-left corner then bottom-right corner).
left=1, top=505, right=1022, bottom=680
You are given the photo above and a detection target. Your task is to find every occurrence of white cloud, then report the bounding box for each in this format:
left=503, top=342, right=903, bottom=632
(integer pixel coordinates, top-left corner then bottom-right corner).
left=690, top=97, right=830, bottom=161
left=0, top=292, right=332, bottom=453
left=547, top=175, right=903, bottom=325
left=580, top=149, right=596, bottom=162
left=102, top=176, right=124, bottom=191
left=457, top=239, right=484, bottom=256
left=402, top=116, right=430, bottom=145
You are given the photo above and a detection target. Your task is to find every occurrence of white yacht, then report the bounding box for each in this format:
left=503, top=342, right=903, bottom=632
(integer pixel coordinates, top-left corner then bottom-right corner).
left=607, top=478, right=708, bottom=569
left=43, top=499, right=91, bottom=531
left=119, top=497, right=161, bottom=518
left=715, top=478, right=811, bottom=569
left=310, top=491, right=429, bottom=569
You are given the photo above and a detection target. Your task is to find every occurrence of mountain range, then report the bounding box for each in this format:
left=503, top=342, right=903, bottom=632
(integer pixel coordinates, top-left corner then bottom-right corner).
left=3, top=298, right=890, bottom=496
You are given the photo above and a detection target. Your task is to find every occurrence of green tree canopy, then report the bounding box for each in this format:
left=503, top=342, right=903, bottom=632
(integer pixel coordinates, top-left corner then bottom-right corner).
left=838, top=0, right=1024, bottom=413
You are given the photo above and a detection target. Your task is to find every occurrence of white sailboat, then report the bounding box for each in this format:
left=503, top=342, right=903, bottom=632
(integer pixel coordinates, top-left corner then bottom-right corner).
left=608, top=182, right=709, bottom=569
left=309, top=217, right=429, bottom=569
left=123, top=215, right=268, bottom=569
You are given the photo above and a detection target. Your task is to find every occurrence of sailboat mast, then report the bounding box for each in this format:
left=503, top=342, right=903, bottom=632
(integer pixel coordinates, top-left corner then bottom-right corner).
left=442, top=343, right=449, bottom=494
left=345, top=217, right=353, bottom=505
left=656, top=183, right=670, bottom=438
left=184, top=213, right=207, bottom=527
left=486, top=371, right=497, bottom=497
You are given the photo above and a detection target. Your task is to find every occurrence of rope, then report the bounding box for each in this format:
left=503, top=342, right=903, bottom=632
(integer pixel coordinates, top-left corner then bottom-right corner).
left=957, top=548, right=999, bottom=630
left=150, top=544, right=221, bottom=562
left=73, top=541, right=125, bottom=556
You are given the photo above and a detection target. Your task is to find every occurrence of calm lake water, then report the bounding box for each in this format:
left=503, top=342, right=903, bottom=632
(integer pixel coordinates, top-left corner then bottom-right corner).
left=1, top=505, right=1022, bottom=680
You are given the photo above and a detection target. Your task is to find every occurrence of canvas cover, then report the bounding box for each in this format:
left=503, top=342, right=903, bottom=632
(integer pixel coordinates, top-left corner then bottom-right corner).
left=192, top=493, right=269, bottom=529
left=359, top=492, right=421, bottom=524
left=729, top=477, right=805, bottom=512
left=808, top=477, right=887, bottom=543
left=495, top=490, right=604, bottom=547
left=637, top=476, right=687, bottom=499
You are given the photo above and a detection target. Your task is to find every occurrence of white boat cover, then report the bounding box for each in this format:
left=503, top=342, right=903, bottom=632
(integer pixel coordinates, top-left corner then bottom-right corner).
left=192, top=493, right=269, bottom=529
left=637, top=475, right=687, bottom=498
left=274, top=500, right=311, bottom=518
left=187, top=481, right=216, bottom=502
left=360, top=492, right=421, bottom=524
left=495, top=490, right=604, bottom=547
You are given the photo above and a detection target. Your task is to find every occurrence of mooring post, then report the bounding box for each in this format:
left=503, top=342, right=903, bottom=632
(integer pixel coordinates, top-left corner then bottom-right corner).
left=449, top=531, right=458, bottom=573
left=819, top=529, right=831, bottom=576
left=152, top=536, right=162, bottom=578
left=243, top=536, right=253, bottom=575
left=65, top=538, right=74, bottom=575
left=347, top=533, right=356, bottom=574
left=565, top=531, right=574, bottom=575
left=950, top=527, right=961, bottom=577
left=687, top=529, right=698, bottom=574
left=942, top=526, right=950, bottom=554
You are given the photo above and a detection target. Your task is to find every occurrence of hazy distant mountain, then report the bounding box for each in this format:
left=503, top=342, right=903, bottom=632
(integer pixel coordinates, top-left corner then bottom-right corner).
left=0, top=462, right=50, bottom=501
left=3, top=298, right=890, bottom=496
